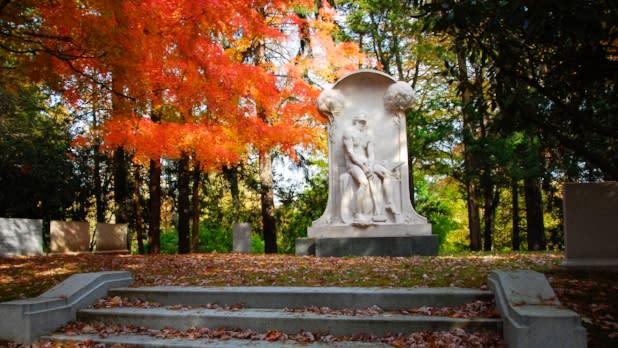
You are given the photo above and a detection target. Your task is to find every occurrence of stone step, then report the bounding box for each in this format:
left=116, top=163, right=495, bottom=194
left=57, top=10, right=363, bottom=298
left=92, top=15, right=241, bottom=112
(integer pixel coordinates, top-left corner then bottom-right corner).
left=43, top=333, right=392, bottom=347
left=108, top=286, right=494, bottom=310
left=75, top=307, right=502, bottom=337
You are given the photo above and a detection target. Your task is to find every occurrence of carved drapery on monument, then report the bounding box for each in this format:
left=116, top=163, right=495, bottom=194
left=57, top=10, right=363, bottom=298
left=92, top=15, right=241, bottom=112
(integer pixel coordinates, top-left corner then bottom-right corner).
left=308, top=70, right=432, bottom=239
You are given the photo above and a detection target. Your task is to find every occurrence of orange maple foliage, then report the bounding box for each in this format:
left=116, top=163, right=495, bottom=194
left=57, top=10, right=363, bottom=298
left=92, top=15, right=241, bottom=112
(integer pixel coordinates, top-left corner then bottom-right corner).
left=15, top=0, right=364, bottom=167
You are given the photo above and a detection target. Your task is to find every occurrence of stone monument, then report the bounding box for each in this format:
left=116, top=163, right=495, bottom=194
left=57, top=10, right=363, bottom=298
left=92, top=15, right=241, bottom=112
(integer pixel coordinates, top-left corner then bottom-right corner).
left=232, top=222, right=252, bottom=253
left=94, top=223, right=129, bottom=254
left=562, top=182, right=618, bottom=268
left=0, top=218, right=43, bottom=256
left=50, top=221, right=91, bottom=253
left=297, top=70, right=436, bottom=256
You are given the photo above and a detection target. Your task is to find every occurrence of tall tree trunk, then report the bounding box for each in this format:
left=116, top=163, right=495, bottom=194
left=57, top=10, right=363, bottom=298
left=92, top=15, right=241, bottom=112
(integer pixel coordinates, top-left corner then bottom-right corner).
left=92, top=92, right=105, bottom=223
left=511, top=180, right=520, bottom=251
left=147, top=98, right=162, bottom=254
left=260, top=150, right=277, bottom=253
left=482, top=184, right=493, bottom=251
left=223, top=165, right=241, bottom=223
left=148, top=158, right=161, bottom=254
left=177, top=154, right=191, bottom=254
left=455, top=39, right=482, bottom=251
left=191, top=160, right=201, bottom=252
left=466, top=182, right=482, bottom=250
left=110, top=52, right=130, bottom=225
left=113, top=147, right=129, bottom=224
left=133, top=165, right=145, bottom=254
left=482, top=182, right=500, bottom=251
left=524, top=176, right=546, bottom=250
left=93, top=146, right=105, bottom=222
left=251, top=36, right=277, bottom=254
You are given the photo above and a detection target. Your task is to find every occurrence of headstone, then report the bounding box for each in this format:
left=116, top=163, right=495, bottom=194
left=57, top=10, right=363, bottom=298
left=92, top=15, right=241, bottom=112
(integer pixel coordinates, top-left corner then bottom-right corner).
left=232, top=223, right=252, bottom=253
left=298, top=70, right=435, bottom=256
left=0, top=218, right=43, bottom=256
left=50, top=221, right=90, bottom=253
left=563, top=182, right=618, bottom=268
left=94, top=223, right=129, bottom=254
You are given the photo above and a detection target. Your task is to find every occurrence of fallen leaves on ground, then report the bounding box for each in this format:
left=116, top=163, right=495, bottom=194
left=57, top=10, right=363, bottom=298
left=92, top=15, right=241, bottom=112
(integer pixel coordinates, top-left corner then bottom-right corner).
left=285, top=300, right=498, bottom=319
left=0, top=252, right=563, bottom=302
left=45, top=321, right=504, bottom=347
left=1, top=252, right=616, bottom=347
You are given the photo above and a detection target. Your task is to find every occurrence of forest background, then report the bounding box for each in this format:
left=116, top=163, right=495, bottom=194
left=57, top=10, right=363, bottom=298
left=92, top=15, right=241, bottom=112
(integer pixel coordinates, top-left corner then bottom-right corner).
left=0, top=0, right=616, bottom=255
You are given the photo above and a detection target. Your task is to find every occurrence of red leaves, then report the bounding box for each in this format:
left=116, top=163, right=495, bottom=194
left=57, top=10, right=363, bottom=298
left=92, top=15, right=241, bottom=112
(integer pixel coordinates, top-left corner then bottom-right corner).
left=27, top=0, right=327, bottom=168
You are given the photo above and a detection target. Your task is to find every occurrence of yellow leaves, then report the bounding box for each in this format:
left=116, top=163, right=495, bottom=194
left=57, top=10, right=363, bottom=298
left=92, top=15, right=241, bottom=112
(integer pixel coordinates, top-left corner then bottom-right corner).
left=225, top=37, right=252, bottom=62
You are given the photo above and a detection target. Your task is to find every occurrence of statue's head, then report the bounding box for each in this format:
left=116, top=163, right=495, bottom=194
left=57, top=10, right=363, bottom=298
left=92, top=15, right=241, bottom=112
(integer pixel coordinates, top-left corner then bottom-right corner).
left=353, top=112, right=368, bottom=128
left=353, top=111, right=367, bottom=125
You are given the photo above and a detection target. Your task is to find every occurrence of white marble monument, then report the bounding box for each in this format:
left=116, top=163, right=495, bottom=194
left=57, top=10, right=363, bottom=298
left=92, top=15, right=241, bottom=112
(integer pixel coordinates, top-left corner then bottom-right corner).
left=308, top=70, right=432, bottom=240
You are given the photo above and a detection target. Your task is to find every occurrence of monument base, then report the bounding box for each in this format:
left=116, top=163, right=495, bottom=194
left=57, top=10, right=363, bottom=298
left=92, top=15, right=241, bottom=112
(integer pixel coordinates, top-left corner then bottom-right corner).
left=308, top=223, right=431, bottom=238
left=296, top=235, right=438, bottom=257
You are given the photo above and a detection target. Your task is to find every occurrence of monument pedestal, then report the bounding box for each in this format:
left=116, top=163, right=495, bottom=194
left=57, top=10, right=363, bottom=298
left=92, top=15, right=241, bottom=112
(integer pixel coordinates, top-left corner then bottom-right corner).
left=296, top=235, right=438, bottom=257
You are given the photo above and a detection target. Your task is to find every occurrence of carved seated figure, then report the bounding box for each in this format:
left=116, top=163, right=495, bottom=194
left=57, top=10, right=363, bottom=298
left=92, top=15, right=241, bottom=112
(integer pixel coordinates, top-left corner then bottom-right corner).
left=340, top=113, right=403, bottom=225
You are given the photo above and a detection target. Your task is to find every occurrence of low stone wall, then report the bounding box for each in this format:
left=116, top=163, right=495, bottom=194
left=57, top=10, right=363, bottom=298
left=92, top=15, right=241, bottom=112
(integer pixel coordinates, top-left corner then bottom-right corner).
left=0, top=271, right=133, bottom=344
left=0, top=218, right=43, bottom=256
left=563, top=182, right=618, bottom=268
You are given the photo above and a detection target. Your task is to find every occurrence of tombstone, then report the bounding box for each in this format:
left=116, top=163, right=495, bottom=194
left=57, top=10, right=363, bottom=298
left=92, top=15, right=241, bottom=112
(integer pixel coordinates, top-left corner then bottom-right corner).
left=94, top=223, right=129, bottom=254
left=562, top=182, right=618, bottom=268
left=0, top=218, right=44, bottom=256
left=50, top=221, right=90, bottom=253
left=232, top=223, right=252, bottom=253
left=297, top=70, right=436, bottom=256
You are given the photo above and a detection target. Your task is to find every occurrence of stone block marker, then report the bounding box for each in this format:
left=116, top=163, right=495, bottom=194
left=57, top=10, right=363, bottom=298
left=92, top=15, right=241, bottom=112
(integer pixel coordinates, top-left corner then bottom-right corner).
left=94, top=223, right=129, bottom=253
left=232, top=223, right=252, bottom=253
left=488, top=270, right=587, bottom=348
left=0, top=271, right=133, bottom=344
left=50, top=221, right=90, bottom=253
left=563, top=182, right=618, bottom=268
left=0, top=218, right=43, bottom=256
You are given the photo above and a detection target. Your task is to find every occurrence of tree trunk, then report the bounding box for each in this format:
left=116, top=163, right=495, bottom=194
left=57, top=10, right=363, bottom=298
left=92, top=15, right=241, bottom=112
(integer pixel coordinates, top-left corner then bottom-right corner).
left=251, top=36, right=277, bottom=254
left=511, top=180, right=520, bottom=251
left=260, top=150, right=277, bottom=253
left=524, top=176, right=546, bottom=250
left=177, top=155, right=191, bottom=254
left=113, top=147, right=129, bottom=223
left=111, top=65, right=129, bottom=225
left=483, top=183, right=500, bottom=251
left=148, top=158, right=161, bottom=254
left=134, top=165, right=145, bottom=254
left=482, top=184, right=493, bottom=251
left=223, top=165, right=241, bottom=223
left=92, top=96, right=105, bottom=223
left=455, top=39, right=482, bottom=251
left=93, top=146, right=105, bottom=222
left=466, top=181, right=482, bottom=251
left=191, top=160, right=201, bottom=252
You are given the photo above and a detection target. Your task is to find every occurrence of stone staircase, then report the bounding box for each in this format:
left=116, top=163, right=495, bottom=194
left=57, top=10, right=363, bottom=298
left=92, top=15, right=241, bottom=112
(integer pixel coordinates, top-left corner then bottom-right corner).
left=43, top=286, right=502, bottom=347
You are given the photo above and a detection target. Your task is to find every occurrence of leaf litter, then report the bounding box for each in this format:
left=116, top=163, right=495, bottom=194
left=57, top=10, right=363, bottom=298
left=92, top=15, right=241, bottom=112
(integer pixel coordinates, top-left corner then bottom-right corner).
left=0, top=252, right=615, bottom=347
